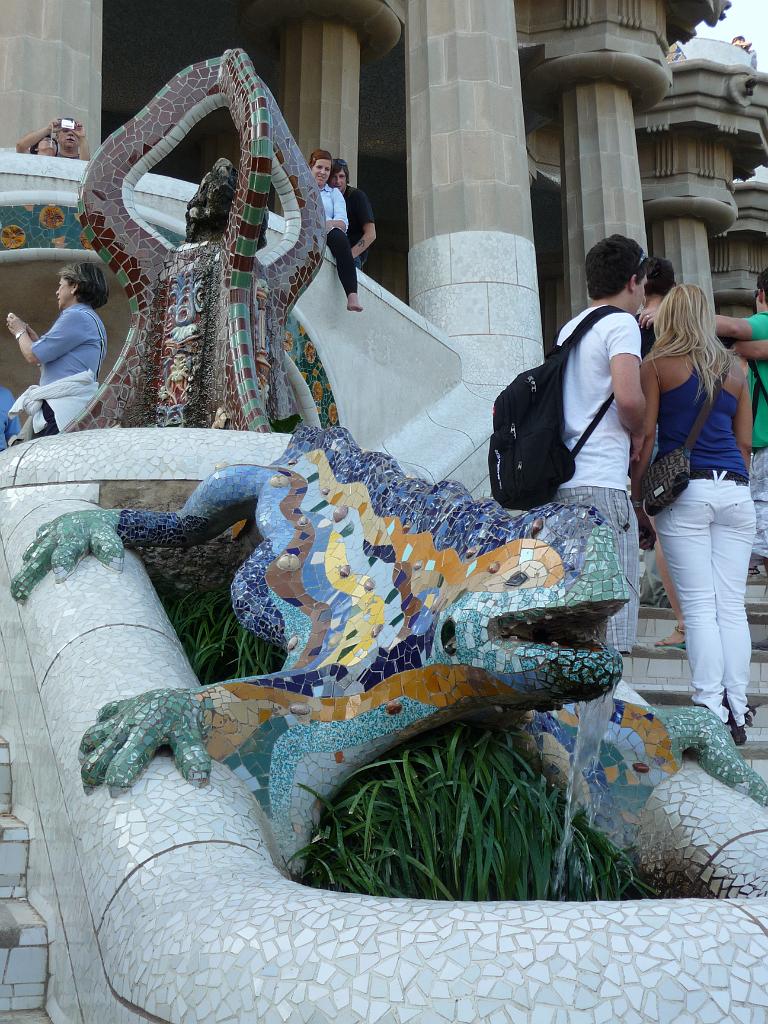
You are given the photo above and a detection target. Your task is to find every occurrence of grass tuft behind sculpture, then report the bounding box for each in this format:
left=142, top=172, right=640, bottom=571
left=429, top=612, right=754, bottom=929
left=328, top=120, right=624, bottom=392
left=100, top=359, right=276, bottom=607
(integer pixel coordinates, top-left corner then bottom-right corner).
left=296, top=721, right=653, bottom=902
left=157, top=585, right=285, bottom=685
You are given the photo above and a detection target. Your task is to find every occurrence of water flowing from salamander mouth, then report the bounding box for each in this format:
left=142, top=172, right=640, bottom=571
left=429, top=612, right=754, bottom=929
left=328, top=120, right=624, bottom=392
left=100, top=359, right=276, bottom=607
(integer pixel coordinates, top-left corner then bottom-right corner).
left=552, top=690, right=615, bottom=898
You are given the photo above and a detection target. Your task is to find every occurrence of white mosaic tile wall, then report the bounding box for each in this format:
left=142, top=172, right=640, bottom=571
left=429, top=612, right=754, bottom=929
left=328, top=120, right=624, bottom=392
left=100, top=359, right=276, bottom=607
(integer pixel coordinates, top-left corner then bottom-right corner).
left=0, top=743, right=10, bottom=815
left=0, top=900, right=48, bottom=1013
left=3, top=431, right=768, bottom=1022
left=616, top=682, right=768, bottom=899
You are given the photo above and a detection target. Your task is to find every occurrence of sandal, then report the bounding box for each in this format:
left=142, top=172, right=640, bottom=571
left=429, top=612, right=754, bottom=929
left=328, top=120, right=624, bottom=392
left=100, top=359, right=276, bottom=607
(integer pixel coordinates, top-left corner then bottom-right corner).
left=655, top=623, right=686, bottom=650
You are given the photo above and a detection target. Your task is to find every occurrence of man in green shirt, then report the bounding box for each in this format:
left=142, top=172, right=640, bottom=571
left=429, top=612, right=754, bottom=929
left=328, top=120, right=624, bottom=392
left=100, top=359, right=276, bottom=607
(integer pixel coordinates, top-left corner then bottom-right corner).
left=716, top=269, right=768, bottom=576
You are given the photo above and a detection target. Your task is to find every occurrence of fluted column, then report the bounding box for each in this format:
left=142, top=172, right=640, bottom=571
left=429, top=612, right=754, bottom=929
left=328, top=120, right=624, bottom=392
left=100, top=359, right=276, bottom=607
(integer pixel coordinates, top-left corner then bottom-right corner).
left=0, top=0, right=102, bottom=148
left=406, top=0, right=542, bottom=390
left=652, top=217, right=715, bottom=306
left=561, top=82, right=649, bottom=312
left=519, top=0, right=672, bottom=313
left=637, top=59, right=768, bottom=306
left=711, top=171, right=768, bottom=316
left=279, top=18, right=361, bottom=176
left=239, top=0, right=400, bottom=178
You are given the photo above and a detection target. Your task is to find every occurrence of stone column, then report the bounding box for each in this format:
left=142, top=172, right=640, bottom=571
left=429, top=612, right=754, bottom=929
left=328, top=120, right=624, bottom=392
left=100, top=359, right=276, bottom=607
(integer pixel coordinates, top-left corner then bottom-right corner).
left=651, top=216, right=716, bottom=306
left=279, top=18, right=361, bottom=178
left=239, top=0, right=400, bottom=178
left=519, top=1, right=673, bottom=313
left=560, top=82, right=649, bottom=311
left=406, top=0, right=542, bottom=390
left=0, top=0, right=102, bottom=149
left=636, top=60, right=768, bottom=307
left=711, top=170, right=768, bottom=315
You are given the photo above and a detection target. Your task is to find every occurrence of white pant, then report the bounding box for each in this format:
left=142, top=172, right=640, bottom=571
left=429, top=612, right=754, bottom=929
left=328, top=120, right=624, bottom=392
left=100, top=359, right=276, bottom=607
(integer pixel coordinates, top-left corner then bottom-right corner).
left=655, top=475, right=756, bottom=725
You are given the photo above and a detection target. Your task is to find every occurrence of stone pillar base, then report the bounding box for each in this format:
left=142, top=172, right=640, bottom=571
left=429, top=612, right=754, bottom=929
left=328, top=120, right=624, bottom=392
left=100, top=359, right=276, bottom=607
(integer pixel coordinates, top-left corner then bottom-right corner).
left=409, top=230, right=542, bottom=392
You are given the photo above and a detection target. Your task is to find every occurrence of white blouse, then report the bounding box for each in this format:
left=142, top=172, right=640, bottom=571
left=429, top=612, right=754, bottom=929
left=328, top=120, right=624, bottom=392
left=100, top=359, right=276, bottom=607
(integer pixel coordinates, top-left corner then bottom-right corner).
left=319, top=184, right=348, bottom=228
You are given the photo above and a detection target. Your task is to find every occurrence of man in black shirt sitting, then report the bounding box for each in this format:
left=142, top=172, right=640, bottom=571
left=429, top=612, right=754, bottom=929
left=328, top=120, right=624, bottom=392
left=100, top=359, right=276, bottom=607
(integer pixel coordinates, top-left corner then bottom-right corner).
left=330, top=159, right=376, bottom=269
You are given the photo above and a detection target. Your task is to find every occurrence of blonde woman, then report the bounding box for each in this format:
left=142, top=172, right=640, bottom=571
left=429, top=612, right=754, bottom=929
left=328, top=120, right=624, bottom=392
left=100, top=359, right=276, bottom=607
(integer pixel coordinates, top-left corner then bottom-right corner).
left=631, top=284, right=755, bottom=745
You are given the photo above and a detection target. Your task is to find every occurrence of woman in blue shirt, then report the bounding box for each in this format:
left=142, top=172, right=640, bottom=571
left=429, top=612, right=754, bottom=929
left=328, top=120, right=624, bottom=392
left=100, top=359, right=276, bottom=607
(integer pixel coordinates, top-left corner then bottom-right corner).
left=631, top=284, right=755, bottom=745
left=0, top=386, right=20, bottom=449
left=309, top=149, right=363, bottom=312
left=5, top=262, right=108, bottom=435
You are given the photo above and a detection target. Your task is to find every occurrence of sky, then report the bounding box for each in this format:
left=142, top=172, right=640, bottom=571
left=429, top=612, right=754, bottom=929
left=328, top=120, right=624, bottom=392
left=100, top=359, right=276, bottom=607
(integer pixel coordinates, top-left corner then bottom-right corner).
left=695, top=0, right=767, bottom=71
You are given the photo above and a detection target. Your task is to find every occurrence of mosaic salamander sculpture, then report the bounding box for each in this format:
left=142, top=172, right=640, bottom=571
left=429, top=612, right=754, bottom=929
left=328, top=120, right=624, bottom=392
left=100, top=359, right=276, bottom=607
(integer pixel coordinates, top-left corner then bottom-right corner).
left=11, top=426, right=629, bottom=857
left=13, top=426, right=761, bottom=859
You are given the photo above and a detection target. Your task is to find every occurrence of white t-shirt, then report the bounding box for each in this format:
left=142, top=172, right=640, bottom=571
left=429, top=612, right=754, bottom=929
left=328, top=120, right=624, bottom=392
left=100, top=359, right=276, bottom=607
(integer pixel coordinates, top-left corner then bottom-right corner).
left=556, top=307, right=641, bottom=491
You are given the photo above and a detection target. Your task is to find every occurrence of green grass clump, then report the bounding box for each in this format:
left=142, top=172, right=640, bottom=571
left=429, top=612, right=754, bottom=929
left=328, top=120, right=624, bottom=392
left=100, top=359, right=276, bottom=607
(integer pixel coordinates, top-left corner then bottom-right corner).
left=296, top=721, right=652, bottom=903
left=157, top=585, right=285, bottom=685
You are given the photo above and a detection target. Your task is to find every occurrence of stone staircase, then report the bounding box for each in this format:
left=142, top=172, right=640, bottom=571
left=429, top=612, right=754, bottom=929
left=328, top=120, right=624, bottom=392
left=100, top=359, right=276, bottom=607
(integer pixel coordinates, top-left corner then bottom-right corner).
left=0, top=740, right=49, bottom=1020
left=626, top=575, right=768, bottom=781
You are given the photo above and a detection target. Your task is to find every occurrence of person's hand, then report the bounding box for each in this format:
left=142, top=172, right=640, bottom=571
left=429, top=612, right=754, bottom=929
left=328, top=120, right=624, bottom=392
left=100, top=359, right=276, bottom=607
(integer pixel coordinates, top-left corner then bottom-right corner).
left=74, top=122, right=86, bottom=139
left=327, top=219, right=346, bottom=232
left=630, top=432, right=644, bottom=463
left=5, top=313, right=25, bottom=338
left=48, top=119, right=61, bottom=135
left=639, top=306, right=658, bottom=330
left=635, top=505, right=656, bottom=550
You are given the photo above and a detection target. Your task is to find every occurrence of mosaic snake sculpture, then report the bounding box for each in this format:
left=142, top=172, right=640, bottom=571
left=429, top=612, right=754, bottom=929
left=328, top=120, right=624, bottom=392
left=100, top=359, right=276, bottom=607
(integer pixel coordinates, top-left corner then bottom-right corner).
left=10, top=427, right=765, bottom=861
left=72, top=48, right=325, bottom=433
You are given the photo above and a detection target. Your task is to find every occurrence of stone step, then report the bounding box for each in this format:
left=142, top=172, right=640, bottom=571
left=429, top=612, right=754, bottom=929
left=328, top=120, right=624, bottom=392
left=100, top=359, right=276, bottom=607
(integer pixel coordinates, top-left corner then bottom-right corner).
left=0, top=1013, right=51, bottom=1023
left=0, top=819, right=28, bottom=900
left=637, top=604, right=768, bottom=644
left=635, top=684, right=768, bottom=741
left=0, top=744, right=10, bottom=818
left=624, top=644, right=768, bottom=690
left=0, top=901, right=47, bottom=1013
left=636, top=683, right=768, bottom=735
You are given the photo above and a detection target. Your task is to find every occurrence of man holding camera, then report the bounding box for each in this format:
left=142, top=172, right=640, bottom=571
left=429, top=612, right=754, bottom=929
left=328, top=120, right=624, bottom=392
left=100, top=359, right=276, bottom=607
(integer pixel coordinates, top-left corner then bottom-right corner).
left=15, top=118, right=90, bottom=160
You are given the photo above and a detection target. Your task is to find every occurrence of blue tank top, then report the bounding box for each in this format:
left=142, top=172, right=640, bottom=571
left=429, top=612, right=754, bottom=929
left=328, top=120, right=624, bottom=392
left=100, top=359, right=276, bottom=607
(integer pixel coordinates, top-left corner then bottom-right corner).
left=656, top=373, right=747, bottom=476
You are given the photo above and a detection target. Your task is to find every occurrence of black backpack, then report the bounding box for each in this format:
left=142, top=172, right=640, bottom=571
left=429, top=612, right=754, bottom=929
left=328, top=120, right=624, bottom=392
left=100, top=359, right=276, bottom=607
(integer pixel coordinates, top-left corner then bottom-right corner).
left=488, top=305, right=622, bottom=510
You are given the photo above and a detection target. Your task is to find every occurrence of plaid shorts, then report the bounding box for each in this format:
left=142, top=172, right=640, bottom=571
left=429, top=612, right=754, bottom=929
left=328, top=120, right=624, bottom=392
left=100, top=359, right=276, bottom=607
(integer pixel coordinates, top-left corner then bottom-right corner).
left=554, top=484, right=639, bottom=654
left=751, top=448, right=768, bottom=558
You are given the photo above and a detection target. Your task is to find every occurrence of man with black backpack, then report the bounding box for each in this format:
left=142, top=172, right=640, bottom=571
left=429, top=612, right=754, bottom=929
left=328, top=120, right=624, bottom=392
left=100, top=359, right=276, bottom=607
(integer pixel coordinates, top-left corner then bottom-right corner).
left=555, top=235, right=649, bottom=654
left=716, top=270, right=768, bottom=578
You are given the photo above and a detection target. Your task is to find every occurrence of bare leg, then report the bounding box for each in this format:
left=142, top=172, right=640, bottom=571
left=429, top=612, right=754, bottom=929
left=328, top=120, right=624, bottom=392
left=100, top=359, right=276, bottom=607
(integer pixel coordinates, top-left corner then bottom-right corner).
left=654, top=531, right=685, bottom=647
